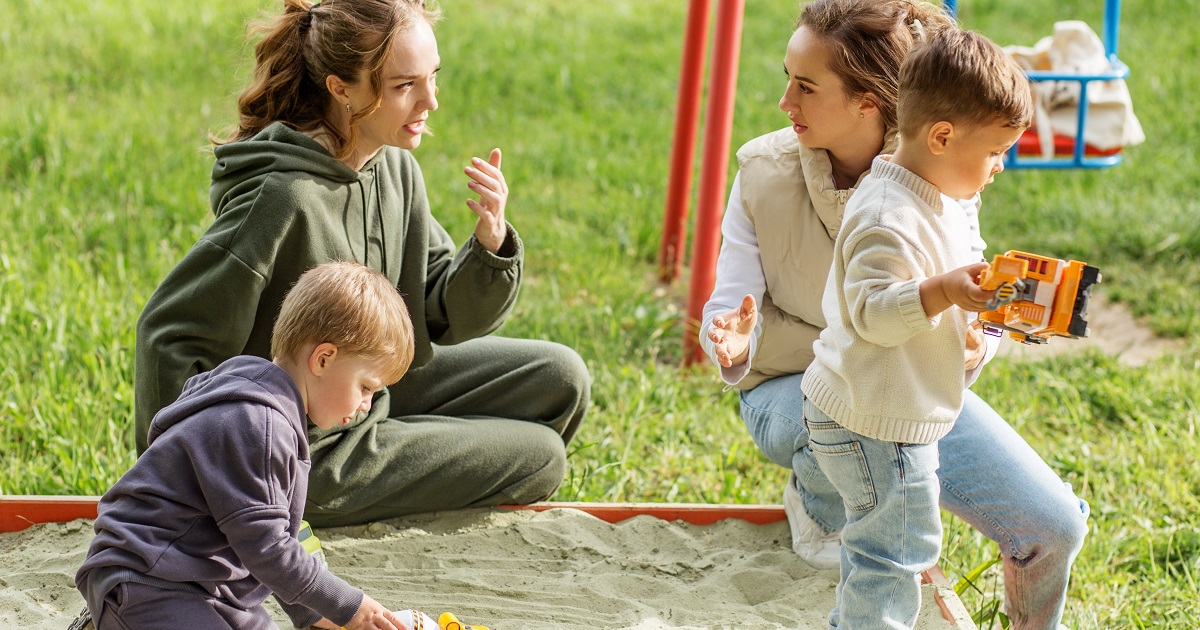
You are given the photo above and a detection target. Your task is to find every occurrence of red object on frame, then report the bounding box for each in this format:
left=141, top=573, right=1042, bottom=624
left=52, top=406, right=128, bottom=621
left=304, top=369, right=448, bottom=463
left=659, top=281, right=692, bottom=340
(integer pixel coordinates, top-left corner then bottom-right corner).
left=657, top=0, right=712, bottom=283
left=657, top=0, right=748, bottom=364
left=1017, top=128, right=1122, bottom=157
left=682, top=0, right=746, bottom=364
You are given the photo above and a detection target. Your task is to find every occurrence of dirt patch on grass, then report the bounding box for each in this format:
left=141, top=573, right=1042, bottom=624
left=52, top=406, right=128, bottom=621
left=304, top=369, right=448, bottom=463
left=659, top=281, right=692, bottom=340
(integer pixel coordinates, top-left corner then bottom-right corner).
left=996, top=295, right=1186, bottom=366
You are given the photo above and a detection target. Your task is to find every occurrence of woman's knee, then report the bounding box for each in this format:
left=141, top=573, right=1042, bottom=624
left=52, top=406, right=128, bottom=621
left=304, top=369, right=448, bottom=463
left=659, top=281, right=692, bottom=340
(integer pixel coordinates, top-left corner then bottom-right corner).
left=1015, top=490, right=1090, bottom=562
left=525, top=342, right=589, bottom=443
left=536, top=341, right=591, bottom=403
left=500, top=428, right=568, bottom=503
left=1048, top=493, right=1090, bottom=553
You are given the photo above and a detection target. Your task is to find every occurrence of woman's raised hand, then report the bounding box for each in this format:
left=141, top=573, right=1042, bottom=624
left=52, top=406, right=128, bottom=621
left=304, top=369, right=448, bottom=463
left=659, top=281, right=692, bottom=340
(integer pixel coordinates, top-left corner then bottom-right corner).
left=465, top=148, right=508, bottom=254
left=708, top=294, right=759, bottom=368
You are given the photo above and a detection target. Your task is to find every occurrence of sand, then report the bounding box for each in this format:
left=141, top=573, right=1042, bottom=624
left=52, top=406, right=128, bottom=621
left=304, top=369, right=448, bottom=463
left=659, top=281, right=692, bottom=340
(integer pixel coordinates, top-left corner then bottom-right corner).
left=0, top=507, right=966, bottom=629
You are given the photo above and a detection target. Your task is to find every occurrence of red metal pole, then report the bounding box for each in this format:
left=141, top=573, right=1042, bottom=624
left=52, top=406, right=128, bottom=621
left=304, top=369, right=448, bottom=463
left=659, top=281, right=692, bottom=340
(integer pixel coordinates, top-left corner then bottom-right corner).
left=683, top=0, right=744, bottom=364
left=658, top=0, right=712, bottom=283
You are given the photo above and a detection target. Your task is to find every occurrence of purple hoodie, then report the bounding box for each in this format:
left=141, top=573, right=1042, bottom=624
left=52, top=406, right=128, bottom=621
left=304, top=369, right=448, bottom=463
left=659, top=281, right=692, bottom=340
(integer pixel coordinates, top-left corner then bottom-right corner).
left=77, top=355, right=362, bottom=627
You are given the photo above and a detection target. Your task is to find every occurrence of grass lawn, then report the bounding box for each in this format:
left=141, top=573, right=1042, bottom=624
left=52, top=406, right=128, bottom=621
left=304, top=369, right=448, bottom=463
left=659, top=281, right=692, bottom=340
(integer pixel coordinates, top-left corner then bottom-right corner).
left=2, top=0, right=1198, bottom=626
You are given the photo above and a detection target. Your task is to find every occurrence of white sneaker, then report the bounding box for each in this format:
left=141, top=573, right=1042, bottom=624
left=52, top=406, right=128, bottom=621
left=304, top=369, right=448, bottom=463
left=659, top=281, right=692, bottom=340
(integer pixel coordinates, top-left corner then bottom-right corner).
left=783, top=473, right=841, bottom=570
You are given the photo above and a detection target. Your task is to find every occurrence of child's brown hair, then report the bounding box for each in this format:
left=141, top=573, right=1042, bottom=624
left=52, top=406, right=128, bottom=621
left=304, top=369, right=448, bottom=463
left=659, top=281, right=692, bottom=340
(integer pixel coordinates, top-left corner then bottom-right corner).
left=897, top=28, right=1033, bottom=139
left=272, top=261, right=415, bottom=384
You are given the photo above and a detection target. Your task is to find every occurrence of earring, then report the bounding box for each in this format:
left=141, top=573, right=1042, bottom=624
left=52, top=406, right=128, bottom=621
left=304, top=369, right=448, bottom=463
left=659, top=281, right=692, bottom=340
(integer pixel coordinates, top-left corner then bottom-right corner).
left=345, top=103, right=352, bottom=113
left=859, top=112, right=865, bottom=119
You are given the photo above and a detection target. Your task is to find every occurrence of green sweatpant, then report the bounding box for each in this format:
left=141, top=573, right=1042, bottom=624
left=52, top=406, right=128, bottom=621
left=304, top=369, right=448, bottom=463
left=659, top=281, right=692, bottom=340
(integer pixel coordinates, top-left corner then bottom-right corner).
left=303, top=336, right=589, bottom=527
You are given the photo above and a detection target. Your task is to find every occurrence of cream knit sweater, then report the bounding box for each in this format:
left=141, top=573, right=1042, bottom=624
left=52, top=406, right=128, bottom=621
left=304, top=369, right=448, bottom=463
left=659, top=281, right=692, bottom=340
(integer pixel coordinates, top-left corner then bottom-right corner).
left=800, top=156, right=974, bottom=444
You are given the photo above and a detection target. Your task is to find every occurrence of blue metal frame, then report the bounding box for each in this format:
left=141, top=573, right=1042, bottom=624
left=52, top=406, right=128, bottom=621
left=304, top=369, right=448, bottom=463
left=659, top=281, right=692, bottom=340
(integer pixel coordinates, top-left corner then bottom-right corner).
left=942, top=0, right=1128, bottom=169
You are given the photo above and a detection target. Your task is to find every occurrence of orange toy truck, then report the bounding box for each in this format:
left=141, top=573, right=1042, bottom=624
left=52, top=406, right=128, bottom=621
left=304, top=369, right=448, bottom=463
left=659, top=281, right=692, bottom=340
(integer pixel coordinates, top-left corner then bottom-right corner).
left=976, top=250, right=1101, bottom=344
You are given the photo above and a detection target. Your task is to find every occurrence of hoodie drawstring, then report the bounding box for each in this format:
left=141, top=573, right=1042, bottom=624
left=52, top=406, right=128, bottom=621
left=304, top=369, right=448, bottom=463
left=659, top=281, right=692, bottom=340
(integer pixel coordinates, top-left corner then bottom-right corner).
left=344, top=167, right=388, bottom=278
left=356, top=179, right=369, bottom=269
left=375, top=172, right=387, bottom=278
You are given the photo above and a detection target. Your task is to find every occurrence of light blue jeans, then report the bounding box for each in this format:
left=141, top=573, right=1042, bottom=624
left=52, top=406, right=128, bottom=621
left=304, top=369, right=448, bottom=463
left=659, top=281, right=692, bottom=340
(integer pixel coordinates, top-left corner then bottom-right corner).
left=804, top=397, right=942, bottom=629
left=740, top=374, right=1090, bottom=630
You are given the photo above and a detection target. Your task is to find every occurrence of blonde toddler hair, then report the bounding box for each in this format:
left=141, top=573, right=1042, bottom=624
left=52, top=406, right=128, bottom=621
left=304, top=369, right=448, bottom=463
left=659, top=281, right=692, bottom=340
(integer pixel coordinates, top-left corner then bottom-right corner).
left=272, top=261, right=415, bottom=384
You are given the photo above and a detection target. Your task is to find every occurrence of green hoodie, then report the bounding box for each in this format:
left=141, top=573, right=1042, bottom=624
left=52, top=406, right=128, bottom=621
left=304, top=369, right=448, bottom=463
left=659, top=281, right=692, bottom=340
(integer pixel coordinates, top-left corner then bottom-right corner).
left=134, top=122, right=522, bottom=453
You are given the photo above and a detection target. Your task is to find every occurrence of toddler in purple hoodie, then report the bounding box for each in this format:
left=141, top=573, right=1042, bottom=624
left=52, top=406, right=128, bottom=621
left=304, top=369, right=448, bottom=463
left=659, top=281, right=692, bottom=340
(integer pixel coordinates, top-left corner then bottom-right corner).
left=76, top=262, right=415, bottom=630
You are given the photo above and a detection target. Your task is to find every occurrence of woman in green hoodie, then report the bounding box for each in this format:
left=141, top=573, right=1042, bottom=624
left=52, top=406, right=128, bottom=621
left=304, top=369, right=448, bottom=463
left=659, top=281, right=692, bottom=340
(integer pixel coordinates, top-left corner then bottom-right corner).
left=134, top=0, right=589, bottom=527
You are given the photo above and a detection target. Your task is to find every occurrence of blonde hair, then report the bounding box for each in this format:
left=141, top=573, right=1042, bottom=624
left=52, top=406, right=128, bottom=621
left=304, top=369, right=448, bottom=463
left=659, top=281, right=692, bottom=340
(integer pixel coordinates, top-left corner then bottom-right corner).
left=272, top=261, right=415, bottom=384
left=798, top=0, right=955, bottom=132
left=213, top=0, right=442, bottom=161
left=897, top=28, right=1034, bottom=139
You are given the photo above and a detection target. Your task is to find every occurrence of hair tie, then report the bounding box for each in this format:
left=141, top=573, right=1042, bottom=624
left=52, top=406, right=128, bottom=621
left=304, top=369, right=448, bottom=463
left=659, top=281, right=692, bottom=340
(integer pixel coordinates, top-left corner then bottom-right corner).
left=302, top=2, right=319, bottom=29
left=909, top=18, right=927, bottom=43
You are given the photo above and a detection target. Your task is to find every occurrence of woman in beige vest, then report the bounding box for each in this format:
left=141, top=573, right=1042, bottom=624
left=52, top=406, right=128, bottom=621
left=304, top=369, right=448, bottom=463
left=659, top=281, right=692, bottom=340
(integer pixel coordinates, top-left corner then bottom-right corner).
left=699, top=1, right=1087, bottom=627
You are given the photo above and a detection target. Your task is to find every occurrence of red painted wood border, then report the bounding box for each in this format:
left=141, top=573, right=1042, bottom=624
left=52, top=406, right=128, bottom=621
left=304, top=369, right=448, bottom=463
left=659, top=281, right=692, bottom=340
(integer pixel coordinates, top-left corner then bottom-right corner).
left=0, top=495, right=100, bottom=532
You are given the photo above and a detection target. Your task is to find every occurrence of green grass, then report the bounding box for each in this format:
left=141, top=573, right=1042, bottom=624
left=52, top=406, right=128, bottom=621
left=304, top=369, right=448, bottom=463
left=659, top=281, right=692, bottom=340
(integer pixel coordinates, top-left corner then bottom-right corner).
left=2, top=0, right=1198, bottom=626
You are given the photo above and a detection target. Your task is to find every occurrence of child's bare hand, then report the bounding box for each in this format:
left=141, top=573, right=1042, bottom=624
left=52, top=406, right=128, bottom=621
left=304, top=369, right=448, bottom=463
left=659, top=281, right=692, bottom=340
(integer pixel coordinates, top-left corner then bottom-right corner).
left=466, top=148, right=508, bottom=254
left=343, top=595, right=409, bottom=630
left=942, top=261, right=995, bottom=311
left=708, top=294, right=758, bottom=367
left=964, top=319, right=987, bottom=371
left=921, top=262, right=994, bottom=317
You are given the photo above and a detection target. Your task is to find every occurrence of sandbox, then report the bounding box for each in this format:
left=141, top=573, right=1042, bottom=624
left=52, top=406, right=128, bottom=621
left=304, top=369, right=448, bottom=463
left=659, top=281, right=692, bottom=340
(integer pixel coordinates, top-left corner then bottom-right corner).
left=0, top=496, right=976, bottom=629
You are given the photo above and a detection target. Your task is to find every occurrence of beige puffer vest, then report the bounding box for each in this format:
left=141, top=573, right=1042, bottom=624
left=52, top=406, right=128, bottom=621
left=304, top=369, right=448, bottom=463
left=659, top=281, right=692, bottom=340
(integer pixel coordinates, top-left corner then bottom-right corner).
left=734, top=127, right=892, bottom=390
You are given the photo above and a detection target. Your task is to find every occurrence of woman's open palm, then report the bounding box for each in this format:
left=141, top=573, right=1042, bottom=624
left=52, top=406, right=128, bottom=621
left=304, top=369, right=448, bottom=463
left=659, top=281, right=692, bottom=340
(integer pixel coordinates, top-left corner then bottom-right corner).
left=708, top=294, right=758, bottom=367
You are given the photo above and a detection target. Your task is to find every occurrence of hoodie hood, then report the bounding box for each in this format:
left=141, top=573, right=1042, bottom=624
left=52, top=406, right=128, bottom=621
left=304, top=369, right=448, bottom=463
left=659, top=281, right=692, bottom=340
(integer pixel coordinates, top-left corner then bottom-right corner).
left=146, top=355, right=307, bottom=456
left=210, top=122, right=375, bottom=212
left=209, top=122, right=394, bottom=278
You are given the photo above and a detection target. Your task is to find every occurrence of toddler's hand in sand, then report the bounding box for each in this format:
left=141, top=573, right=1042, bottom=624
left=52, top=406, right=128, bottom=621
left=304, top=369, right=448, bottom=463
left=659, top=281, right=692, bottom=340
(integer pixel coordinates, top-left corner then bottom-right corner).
left=708, top=294, right=758, bottom=367
left=343, top=594, right=408, bottom=630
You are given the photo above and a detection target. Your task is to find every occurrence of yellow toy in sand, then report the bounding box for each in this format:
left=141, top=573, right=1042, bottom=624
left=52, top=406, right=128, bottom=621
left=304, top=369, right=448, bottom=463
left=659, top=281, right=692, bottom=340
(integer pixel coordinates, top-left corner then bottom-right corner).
left=976, top=250, right=1101, bottom=344
left=389, top=609, right=489, bottom=630
left=298, top=520, right=327, bottom=570
left=437, top=612, right=489, bottom=630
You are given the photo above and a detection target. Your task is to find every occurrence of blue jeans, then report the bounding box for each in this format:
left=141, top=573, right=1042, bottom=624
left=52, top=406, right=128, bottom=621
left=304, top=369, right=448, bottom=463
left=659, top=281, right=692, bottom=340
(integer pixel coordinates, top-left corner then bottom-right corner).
left=740, top=374, right=1089, bottom=630
left=804, top=398, right=942, bottom=629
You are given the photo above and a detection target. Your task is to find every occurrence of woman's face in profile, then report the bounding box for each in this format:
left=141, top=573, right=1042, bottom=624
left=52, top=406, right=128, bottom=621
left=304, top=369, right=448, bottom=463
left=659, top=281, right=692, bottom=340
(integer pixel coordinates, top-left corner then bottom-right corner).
left=348, top=19, right=441, bottom=154
left=778, top=26, right=865, bottom=155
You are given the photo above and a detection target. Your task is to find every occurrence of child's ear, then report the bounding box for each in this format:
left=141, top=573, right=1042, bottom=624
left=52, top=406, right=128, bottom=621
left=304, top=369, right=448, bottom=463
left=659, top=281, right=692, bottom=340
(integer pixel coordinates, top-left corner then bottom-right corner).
left=308, top=342, right=339, bottom=375
left=926, top=121, right=954, bottom=156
